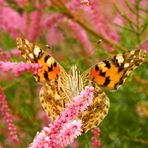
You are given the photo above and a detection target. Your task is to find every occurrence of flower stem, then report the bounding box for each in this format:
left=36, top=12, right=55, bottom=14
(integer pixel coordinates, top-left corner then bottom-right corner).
left=57, top=0, right=127, bottom=51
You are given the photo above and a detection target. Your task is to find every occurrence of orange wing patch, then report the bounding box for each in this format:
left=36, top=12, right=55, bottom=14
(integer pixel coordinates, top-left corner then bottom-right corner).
left=91, top=63, right=124, bottom=89
left=90, top=49, right=145, bottom=90
left=37, top=56, right=60, bottom=82
left=16, top=38, right=61, bottom=83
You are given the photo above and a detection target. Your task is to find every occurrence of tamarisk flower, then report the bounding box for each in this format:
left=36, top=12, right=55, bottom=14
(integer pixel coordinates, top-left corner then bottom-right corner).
left=30, top=86, right=94, bottom=148
left=0, top=87, right=19, bottom=143
left=80, top=0, right=90, bottom=5
left=69, top=21, right=94, bottom=55
left=0, top=7, right=21, bottom=38
left=91, top=128, right=101, bottom=148
left=0, top=48, right=11, bottom=61
left=26, top=11, right=42, bottom=41
left=85, top=0, right=120, bottom=51
left=0, top=61, right=43, bottom=76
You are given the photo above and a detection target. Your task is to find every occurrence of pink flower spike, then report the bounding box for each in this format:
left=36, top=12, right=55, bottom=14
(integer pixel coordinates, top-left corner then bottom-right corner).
left=0, top=61, right=43, bottom=76
left=69, top=21, right=94, bottom=55
left=57, top=120, right=82, bottom=147
left=91, top=128, right=101, bottom=148
left=80, top=0, right=90, bottom=5
left=26, top=11, right=42, bottom=41
left=141, top=42, right=148, bottom=53
left=0, top=7, right=21, bottom=38
left=113, top=15, right=124, bottom=27
left=49, top=86, right=94, bottom=134
left=30, top=120, right=82, bottom=148
left=30, top=86, right=94, bottom=147
left=0, top=87, right=20, bottom=143
left=91, top=128, right=100, bottom=135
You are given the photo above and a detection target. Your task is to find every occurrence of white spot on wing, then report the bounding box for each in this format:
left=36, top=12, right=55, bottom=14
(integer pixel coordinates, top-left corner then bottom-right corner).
left=25, top=40, right=30, bottom=45
left=29, top=53, right=34, bottom=59
left=130, top=50, right=135, bottom=55
left=116, top=55, right=124, bottom=64
left=124, top=63, right=129, bottom=68
left=47, top=57, right=54, bottom=66
left=34, top=46, right=41, bottom=57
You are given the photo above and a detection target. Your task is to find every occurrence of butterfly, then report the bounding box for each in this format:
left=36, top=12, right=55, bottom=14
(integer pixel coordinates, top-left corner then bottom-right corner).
left=16, top=38, right=145, bottom=133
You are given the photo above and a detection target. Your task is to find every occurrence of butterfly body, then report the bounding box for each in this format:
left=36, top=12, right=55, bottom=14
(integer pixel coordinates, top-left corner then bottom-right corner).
left=16, top=38, right=145, bottom=132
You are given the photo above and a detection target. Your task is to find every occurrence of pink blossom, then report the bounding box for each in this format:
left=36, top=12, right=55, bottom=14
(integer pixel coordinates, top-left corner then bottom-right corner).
left=30, top=120, right=82, bottom=148
left=113, top=15, right=124, bottom=26
left=10, top=49, right=22, bottom=57
left=1, top=10, right=43, bottom=41
left=84, top=0, right=120, bottom=51
left=91, top=136, right=101, bottom=148
left=0, top=48, right=11, bottom=61
left=141, top=42, right=148, bottom=53
left=129, top=0, right=148, bottom=8
left=91, top=128, right=100, bottom=136
left=69, top=21, right=94, bottom=55
left=30, top=86, right=94, bottom=147
left=0, top=7, right=21, bottom=38
left=15, top=0, right=26, bottom=7
left=56, top=120, right=82, bottom=147
left=91, top=128, right=101, bottom=148
left=0, top=87, right=19, bottom=143
left=35, top=0, right=50, bottom=9
left=0, top=0, right=4, bottom=5
left=0, top=62, right=43, bottom=76
left=67, top=0, right=81, bottom=11
left=80, top=0, right=90, bottom=5
left=69, top=139, right=78, bottom=148
left=26, top=11, right=42, bottom=41
left=42, top=13, right=65, bottom=45
left=0, top=144, right=4, bottom=148
left=43, top=13, right=64, bottom=28
left=140, top=0, right=148, bottom=8
left=47, top=25, right=64, bottom=45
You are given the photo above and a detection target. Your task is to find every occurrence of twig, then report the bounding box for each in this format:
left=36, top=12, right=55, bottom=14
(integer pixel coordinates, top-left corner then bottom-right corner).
left=123, top=135, right=148, bottom=145
left=57, top=0, right=127, bottom=51
left=114, top=4, right=136, bottom=32
left=134, top=76, right=148, bottom=84
left=114, top=23, right=134, bottom=32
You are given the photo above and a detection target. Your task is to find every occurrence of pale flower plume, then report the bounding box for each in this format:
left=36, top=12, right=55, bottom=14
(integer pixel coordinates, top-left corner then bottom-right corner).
left=30, top=86, right=94, bottom=148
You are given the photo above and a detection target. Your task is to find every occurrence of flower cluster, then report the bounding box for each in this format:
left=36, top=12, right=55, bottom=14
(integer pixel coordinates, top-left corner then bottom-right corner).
left=91, top=128, right=101, bottom=148
left=0, top=61, right=43, bottom=76
left=30, top=86, right=94, bottom=148
left=0, top=0, right=121, bottom=54
left=0, top=87, right=19, bottom=143
left=0, top=48, right=11, bottom=61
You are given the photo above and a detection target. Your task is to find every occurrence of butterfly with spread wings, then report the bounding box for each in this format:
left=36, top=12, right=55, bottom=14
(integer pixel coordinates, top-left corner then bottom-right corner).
left=16, top=38, right=145, bottom=133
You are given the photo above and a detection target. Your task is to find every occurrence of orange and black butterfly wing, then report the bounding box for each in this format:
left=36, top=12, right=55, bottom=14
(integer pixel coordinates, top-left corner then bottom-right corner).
left=85, top=49, right=145, bottom=90
left=80, top=49, right=145, bottom=132
left=16, top=38, right=70, bottom=120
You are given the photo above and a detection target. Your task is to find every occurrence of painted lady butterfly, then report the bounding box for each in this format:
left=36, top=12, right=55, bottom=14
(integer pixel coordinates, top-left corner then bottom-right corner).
left=16, top=38, right=145, bottom=132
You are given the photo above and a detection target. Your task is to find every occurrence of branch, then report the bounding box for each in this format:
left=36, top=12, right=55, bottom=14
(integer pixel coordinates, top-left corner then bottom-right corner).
left=123, top=135, right=148, bottom=145
left=56, top=0, right=127, bottom=51
left=134, top=76, right=148, bottom=84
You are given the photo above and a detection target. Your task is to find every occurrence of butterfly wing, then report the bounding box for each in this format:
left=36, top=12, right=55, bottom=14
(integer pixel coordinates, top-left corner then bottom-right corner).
left=16, top=38, right=70, bottom=120
left=79, top=82, right=110, bottom=133
left=80, top=49, right=145, bottom=132
left=86, top=49, right=145, bottom=90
